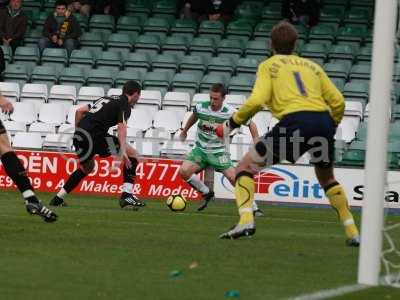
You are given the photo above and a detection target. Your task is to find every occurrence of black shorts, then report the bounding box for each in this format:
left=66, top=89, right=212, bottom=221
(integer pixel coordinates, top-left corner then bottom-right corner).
left=73, top=129, right=120, bottom=164
left=0, top=120, right=6, bottom=135
left=254, top=111, right=336, bottom=168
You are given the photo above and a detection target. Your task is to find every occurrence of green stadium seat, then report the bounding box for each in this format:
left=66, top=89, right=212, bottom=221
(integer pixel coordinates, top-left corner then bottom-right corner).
left=339, top=141, right=366, bottom=166
left=161, top=35, right=189, bottom=56
left=261, top=4, right=282, bottom=21
left=236, top=57, right=262, bottom=75
left=179, top=55, right=208, bottom=77
left=217, top=39, right=245, bottom=59
left=324, top=62, right=350, bottom=80
left=171, top=73, right=202, bottom=96
left=23, top=0, right=42, bottom=9
left=41, top=48, right=68, bottom=72
left=3, top=64, right=30, bottom=86
left=207, top=56, right=236, bottom=76
left=245, top=40, right=270, bottom=59
left=13, top=47, right=40, bottom=70
left=328, top=45, right=356, bottom=62
left=226, top=20, right=253, bottom=40
left=86, top=69, right=114, bottom=91
left=343, top=7, right=372, bottom=26
left=134, top=34, right=162, bottom=58
left=198, top=20, right=224, bottom=40
left=170, top=19, right=197, bottom=37
left=74, top=13, right=89, bottom=32
left=253, top=21, right=275, bottom=39
left=392, top=105, right=400, bottom=121
left=1, top=45, right=12, bottom=63
left=228, top=74, right=256, bottom=95
left=123, top=52, right=152, bottom=73
left=143, top=17, right=171, bottom=35
left=189, top=37, right=216, bottom=59
left=355, top=122, right=367, bottom=141
left=234, top=2, right=263, bottom=20
left=152, top=0, right=177, bottom=17
left=389, top=122, right=400, bottom=140
left=117, top=16, right=144, bottom=34
left=336, top=25, right=367, bottom=46
left=343, top=81, right=369, bottom=102
left=69, top=49, right=95, bottom=70
left=23, top=7, right=40, bottom=28
left=330, top=78, right=345, bottom=92
left=143, top=71, right=173, bottom=96
left=35, top=11, right=49, bottom=29
left=23, top=28, right=42, bottom=48
left=95, top=51, right=123, bottom=74
left=115, top=70, right=144, bottom=88
left=300, top=43, right=328, bottom=61
left=356, top=47, right=372, bottom=63
left=319, top=5, right=345, bottom=24
left=349, top=64, right=371, bottom=82
left=309, top=25, right=336, bottom=43
left=106, top=33, right=136, bottom=54
left=125, top=0, right=152, bottom=16
left=152, top=54, right=179, bottom=72
left=292, top=24, right=309, bottom=41
left=59, top=67, right=86, bottom=90
left=31, top=65, right=58, bottom=87
left=80, top=32, right=105, bottom=53
left=89, top=14, right=115, bottom=33
left=200, top=74, right=230, bottom=93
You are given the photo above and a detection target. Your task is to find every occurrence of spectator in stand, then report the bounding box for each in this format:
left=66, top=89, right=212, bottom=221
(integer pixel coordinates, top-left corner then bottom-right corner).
left=0, top=0, right=9, bottom=9
left=282, top=0, right=321, bottom=27
left=177, top=0, right=204, bottom=21
left=178, top=0, right=239, bottom=23
left=38, top=0, right=81, bottom=56
left=94, top=0, right=125, bottom=20
left=0, top=0, right=28, bottom=54
left=67, top=0, right=94, bottom=17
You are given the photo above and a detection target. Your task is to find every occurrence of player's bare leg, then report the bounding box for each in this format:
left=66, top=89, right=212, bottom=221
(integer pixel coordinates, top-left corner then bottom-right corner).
left=314, top=165, right=360, bottom=247
left=0, top=133, right=57, bottom=222
left=178, top=161, right=213, bottom=211
left=119, top=143, right=145, bottom=209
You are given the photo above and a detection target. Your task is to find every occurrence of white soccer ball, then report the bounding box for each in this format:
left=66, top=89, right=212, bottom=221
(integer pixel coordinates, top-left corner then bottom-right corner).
left=166, top=194, right=187, bottom=212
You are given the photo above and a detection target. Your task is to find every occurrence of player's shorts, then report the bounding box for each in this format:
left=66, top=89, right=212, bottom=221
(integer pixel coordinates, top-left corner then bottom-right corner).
left=73, top=129, right=120, bottom=164
left=186, top=146, right=233, bottom=171
left=251, top=111, right=335, bottom=168
left=0, top=120, right=6, bottom=135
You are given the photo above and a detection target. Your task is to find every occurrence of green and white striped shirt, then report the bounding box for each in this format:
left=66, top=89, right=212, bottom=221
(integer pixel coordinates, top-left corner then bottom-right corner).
left=194, top=101, right=236, bottom=154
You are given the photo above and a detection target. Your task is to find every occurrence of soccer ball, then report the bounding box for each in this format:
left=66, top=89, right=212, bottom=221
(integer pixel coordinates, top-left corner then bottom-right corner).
left=166, top=194, right=187, bottom=212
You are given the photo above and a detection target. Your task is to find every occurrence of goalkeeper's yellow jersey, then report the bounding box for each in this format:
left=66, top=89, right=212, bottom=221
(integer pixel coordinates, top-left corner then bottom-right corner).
left=233, top=54, right=345, bottom=126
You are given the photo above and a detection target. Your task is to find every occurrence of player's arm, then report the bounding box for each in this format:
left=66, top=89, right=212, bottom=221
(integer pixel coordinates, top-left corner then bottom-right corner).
left=248, top=121, right=259, bottom=143
left=117, top=110, right=132, bottom=168
left=0, top=94, right=13, bottom=114
left=180, top=112, right=198, bottom=141
left=216, top=63, right=271, bottom=138
left=320, top=70, right=345, bottom=125
left=75, top=105, right=89, bottom=126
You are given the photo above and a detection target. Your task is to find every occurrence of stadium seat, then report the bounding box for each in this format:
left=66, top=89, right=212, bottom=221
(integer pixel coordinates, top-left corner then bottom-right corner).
left=69, top=49, right=95, bottom=71
left=77, top=87, right=105, bottom=105
left=41, top=48, right=68, bottom=71
left=160, top=141, right=193, bottom=157
left=189, top=37, right=216, bottom=59
left=338, top=141, right=366, bottom=166
left=153, top=110, right=181, bottom=132
left=106, top=33, right=135, bottom=54
left=229, top=143, right=250, bottom=161
left=343, top=81, right=369, bottom=103
left=349, top=64, right=371, bottom=82
left=252, top=110, right=273, bottom=135
left=89, top=14, right=115, bottom=33
left=171, top=73, right=201, bottom=97
left=300, top=43, right=328, bottom=62
left=228, top=74, right=255, bottom=95
left=3, top=64, right=30, bottom=87
left=13, top=46, right=40, bottom=70
left=74, top=13, right=89, bottom=31
left=107, top=88, right=122, bottom=97
left=79, top=32, right=105, bottom=53
left=132, top=140, right=162, bottom=157
left=226, top=20, right=253, bottom=40
left=12, top=132, right=43, bottom=149
left=29, top=122, right=57, bottom=136
left=236, top=57, right=262, bottom=75
left=128, top=108, right=154, bottom=130
left=0, top=82, right=20, bottom=102
left=134, top=34, right=162, bottom=58
left=356, top=47, right=372, bottom=63
left=331, top=78, right=346, bottom=92
left=1, top=45, right=12, bottom=63
left=143, top=71, right=173, bottom=96
left=37, top=103, right=67, bottom=125
left=319, top=5, right=345, bottom=24
left=48, top=85, right=77, bottom=109
left=170, top=19, right=197, bottom=37
left=144, top=127, right=172, bottom=140
left=161, top=35, right=189, bottom=56
left=152, top=1, right=176, bottom=17
left=58, top=67, right=86, bottom=91
left=151, top=54, right=180, bottom=73
left=308, top=24, right=337, bottom=43
left=253, top=21, right=274, bottom=39
left=234, top=1, right=263, bottom=21
left=328, top=45, right=356, bottom=62
left=117, top=16, right=144, bottom=34
left=136, top=90, right=162, bottom=110
left=192, top=93, right=210, bottom=107
left=86, top=69, right=114, bottom=91
left=207, top=56, right=236, bottom=76
left=336, top=25, right=367, bottom=46
left=324, top=62, right=350, bottom=80
left=125, top=0, right=151, bottom=16
left=261, top=3, right=282, bottom=21
left=179, top=55, right=208, bottom=76
left=30, top=65, right=58, bottom=88
left=123, top=52, right=152, bottom=73
left=343, top=7, right=371, bottom=26
left=9, top=102, right=37, bottom=124
left=217, top=39, right=245, bottom=59
left=23, top=28, right=42, bottom=48
left=225, top=94, right=246, bottom=109
left=95, top=51, right=123, bottom=74
left=200, top=74, right=230, bottom=93
left=20, top=83, right=48, bottom=111
left=244, top=40, right=270, bottom=59
left=42, top=133, right=73, bottom=151
left=198, top=20, right=224, bottom=40
left=115, top=70, right=144, bottom=88
left=143, top=17, right=171, bottom=35
left=163, top=92, right=191, bottom=111
left=3, top=121, right=26, bottom=136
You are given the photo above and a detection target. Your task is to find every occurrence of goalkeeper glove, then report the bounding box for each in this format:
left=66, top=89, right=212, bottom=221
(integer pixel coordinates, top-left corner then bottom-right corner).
left=215, top=117, right=240, bottom=140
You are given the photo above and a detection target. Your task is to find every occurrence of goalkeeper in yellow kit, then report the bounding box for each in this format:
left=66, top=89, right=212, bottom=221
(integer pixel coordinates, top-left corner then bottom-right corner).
left=216, top=21, right=360, bottom=246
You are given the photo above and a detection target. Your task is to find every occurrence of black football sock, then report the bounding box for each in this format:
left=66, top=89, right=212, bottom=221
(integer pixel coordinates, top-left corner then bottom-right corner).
left=63, top=169, right=87, bottom=193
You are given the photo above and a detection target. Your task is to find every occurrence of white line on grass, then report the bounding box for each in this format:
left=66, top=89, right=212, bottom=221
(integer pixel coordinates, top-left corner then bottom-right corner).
left=287, top=283, right=370, bottom=300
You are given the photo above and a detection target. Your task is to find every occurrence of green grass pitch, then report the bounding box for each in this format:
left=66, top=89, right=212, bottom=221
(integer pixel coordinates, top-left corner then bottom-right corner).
left=0, top=191, right=399, bottom=300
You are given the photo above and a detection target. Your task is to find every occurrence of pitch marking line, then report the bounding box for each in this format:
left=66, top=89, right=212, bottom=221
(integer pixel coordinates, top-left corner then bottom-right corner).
left=287, top=283, right=370, bottom=300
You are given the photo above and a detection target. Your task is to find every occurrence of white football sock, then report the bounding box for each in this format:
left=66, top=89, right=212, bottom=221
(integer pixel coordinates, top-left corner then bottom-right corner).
left=57, top=188, right=67, bottom=199
left=122, top=183, right=133, bottom=194
left=187, top=174, right=210, bottom=195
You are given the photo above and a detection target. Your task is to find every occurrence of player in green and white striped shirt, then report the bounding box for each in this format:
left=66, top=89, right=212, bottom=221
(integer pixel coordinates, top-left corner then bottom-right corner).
left=179, top=84, right=264, bottom=215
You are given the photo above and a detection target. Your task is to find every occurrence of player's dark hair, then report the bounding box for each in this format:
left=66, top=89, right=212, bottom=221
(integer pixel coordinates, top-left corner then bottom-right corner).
left=210, top=83, right=226, bottom=97
left=55, top=0, right=68, bottom=8
left=123, top=80, right=141, bottom=96
left=271, top=21, right=298, bottom=55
